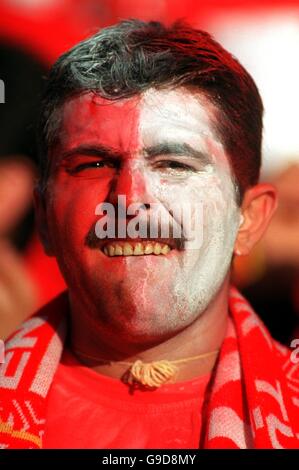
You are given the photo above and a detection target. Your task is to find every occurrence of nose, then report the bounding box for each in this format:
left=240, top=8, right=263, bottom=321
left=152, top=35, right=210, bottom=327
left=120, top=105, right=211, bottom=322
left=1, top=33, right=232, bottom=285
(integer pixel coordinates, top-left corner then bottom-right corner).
left=108, top=159, right=153, bottom=213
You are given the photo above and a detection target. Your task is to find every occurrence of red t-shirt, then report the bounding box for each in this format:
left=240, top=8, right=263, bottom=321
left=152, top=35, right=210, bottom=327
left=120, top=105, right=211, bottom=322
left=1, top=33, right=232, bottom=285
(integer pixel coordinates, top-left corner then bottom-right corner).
left=43, top=349, right=210, bottom=449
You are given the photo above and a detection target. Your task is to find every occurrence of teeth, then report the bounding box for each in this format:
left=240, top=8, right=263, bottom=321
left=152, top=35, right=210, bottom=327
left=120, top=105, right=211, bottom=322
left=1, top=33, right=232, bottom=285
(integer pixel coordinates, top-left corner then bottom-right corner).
left=161, top=244, right=171, bottom=255
left=108, top=245, right=115, bottom=256
left=133, top=243, right=144, bottom=255
left=114, top=245, right=123, bottom=256
left=153, top=243, right=161, bottom=255
left=144, top=244, right=154, bottom=254
left=123, top=243, right=133, bottom=256
left=102, top=242, right=172, bottom=257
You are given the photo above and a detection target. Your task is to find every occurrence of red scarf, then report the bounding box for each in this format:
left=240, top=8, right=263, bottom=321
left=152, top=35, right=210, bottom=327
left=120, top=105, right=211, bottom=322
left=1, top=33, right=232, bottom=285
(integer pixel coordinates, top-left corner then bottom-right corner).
left=0, top=288, right=298, bottom=448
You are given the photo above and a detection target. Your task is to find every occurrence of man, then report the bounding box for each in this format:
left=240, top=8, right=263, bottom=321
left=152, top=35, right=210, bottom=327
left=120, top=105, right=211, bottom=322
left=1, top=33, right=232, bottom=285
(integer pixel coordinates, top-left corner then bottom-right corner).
left=0, top=19, right=298, bottom=449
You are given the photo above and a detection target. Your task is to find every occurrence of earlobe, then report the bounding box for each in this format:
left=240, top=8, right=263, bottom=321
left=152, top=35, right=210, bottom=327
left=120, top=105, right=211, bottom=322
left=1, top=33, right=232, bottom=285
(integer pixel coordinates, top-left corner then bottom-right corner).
left=234, top=183, right=277, bottom=256
left=33, top=186, right=55, bottom=257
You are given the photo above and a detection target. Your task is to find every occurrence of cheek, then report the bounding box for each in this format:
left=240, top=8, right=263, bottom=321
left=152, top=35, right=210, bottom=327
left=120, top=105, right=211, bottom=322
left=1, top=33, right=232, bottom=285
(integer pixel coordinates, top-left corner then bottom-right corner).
left=151, top=172, right=238, bottom=248
left=145, top=171, right=221, bottom=216
left=46, top=177, right=110, bottom=246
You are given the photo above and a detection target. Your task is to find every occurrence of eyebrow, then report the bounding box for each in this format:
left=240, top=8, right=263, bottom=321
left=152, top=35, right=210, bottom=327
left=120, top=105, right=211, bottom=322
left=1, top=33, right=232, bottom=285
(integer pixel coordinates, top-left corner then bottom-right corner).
left=60, top=144, right=123, bottom=161
left=144, top=142, right=212, bottom=165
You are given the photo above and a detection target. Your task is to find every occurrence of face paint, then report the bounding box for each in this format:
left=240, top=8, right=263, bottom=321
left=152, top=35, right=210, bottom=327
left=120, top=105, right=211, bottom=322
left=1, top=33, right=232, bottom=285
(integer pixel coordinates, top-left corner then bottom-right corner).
left=45, top=88, right=240, bottom=345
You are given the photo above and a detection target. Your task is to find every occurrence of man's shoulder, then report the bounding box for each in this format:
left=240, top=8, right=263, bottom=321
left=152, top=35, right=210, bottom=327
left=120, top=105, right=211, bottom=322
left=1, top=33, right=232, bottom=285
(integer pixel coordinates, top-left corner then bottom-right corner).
left=0, top=293, right=68, bottom=448
left=0, top=291, right=67, bottom=413
left=229, top=286, right=299, bottom=377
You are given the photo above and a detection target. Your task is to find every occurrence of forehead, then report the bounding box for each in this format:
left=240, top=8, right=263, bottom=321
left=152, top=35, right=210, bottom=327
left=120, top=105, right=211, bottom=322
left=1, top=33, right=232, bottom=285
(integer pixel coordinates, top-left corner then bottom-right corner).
left=57, top=88, right=223, bottom=155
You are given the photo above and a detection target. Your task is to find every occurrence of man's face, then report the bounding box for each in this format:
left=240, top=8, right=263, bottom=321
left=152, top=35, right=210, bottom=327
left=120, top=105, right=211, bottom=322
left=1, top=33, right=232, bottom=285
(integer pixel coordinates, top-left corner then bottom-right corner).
left=43, top=88, right=240, bottom=344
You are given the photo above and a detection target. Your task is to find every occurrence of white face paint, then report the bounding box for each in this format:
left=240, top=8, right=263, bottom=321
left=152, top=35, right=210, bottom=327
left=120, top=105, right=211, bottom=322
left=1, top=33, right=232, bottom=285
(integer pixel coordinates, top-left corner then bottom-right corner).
left=132, top=88, right=241, bottom=322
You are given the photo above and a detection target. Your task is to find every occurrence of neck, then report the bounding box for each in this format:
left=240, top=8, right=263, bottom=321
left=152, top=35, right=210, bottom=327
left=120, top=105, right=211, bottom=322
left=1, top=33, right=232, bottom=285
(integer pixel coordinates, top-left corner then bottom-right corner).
left=69, top=280, right=230, bottom=383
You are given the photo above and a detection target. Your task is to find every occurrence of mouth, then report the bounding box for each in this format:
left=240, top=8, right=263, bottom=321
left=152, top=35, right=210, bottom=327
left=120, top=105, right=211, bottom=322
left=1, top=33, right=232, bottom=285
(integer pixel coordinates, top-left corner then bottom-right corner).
left=101, top=240, right=174, bottom=257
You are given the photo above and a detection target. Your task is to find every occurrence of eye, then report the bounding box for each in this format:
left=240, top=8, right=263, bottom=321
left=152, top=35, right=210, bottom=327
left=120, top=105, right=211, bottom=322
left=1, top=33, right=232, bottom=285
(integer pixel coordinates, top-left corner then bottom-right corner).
left=154, top=160, right=195, bottom=172
left=67, top=160, right=118, bottom=175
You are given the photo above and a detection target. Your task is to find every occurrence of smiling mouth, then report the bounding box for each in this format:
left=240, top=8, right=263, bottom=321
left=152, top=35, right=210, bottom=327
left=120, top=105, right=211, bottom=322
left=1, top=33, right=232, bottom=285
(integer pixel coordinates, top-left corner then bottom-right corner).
left=102, top=241, right=173, bottom=257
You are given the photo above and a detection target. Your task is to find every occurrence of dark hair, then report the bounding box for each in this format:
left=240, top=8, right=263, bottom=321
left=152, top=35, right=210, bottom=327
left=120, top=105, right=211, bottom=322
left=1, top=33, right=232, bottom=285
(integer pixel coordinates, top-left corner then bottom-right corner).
left=38, top=19, right=263, bottom=200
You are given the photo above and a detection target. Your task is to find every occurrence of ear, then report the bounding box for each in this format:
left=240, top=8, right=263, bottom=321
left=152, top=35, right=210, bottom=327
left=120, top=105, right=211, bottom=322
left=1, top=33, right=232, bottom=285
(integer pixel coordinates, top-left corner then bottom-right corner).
left=33, top=186, right=55, bottom=256
left=234, top=183, right=277, bottom=256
